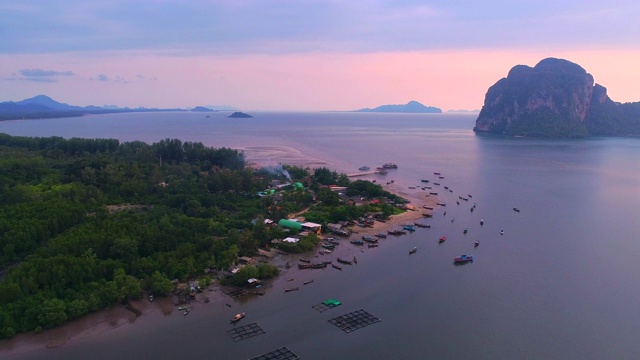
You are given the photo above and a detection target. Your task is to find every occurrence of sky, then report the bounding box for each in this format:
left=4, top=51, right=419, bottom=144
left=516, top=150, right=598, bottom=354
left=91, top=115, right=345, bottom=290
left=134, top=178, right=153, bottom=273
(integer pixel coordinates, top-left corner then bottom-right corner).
left=1, top=0, right=639, bottom=111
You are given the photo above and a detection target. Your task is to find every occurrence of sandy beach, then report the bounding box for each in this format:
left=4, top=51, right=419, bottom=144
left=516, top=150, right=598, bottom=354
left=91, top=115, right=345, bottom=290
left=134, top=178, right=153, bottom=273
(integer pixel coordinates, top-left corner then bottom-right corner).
left=0, top=145, right=441, bottom=357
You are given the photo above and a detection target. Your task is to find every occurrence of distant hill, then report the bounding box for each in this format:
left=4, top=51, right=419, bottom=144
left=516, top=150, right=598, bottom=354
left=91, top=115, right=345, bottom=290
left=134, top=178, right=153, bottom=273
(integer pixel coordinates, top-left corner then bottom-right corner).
left=191, top=106, right=216, bottom=112
left=228, top=111, right=253, bottom=118
left=474, top=58, right=640, bottom=137
left=0, top=95, right=182, bottom=121
left=355, top=101, right=442, bottom=113
left=206, top=104, right=239, bottom=111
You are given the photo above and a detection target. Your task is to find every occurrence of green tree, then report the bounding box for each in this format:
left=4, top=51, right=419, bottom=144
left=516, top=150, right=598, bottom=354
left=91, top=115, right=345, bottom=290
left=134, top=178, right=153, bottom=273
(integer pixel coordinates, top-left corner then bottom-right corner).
left=150, top=271, right=174, bottom=296
left=38, top=298, right=67, bottom=328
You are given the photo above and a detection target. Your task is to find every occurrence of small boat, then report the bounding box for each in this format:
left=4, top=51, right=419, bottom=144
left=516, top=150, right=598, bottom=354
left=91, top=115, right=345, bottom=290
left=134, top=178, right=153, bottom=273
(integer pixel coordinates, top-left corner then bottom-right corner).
left=350, top=239, right=364, bottom=246
left=402, top=225, right=416, bottom=232
left=430, top=192, right=438, bottom=195
left=422, top=213, right=433, bottom=218
left=326, top=238, right=340, bottom=245
left=423, top=206, right=434, bottom=210
left=178, top=306, right=188, bottom=311
left=421, top=179, right=430, bottom=183
left=184, top=308, right=191, bottom=316
left=298, top=263, right=312, bottom=269
left=383, top=163, right=398, bottom=169
left=468, top=194, right=473, bottom=198
left=480, top=219, right=484, bottom=226
left=409, top=247, right=417, bottom=255
left=433, top=183, right=440, bottom=186
left=304, top=280, right=314, bottom=285
left=463, top=228, right=468, bottom=234
left=253, top=290, right=266, bottom=295
left=437, top=202, right=446, bottom=206
left=284, top=287, right=299, bottom=293
left=332, top=263, right=343, bottom=270
left=299, top=258, right=311, bottom=263
left=310, top=262, right=328, bottom=269
left=375, top=232, right=387, bottom=238
left=367, top=243, right=379, bottom=248
left=337, top=258, right=353, bottom=265
left=414, top=222, right=430, bottom=228
left=444, top=186, right=449, bottom=190
left=453, top=255, right=474, bottom=264
left=362, top=235, right=376, bottom=242
left=474, top=241, right=479, bottom=247
left=513, top=207, right=520, bottom=212
left=358, top=166, right=370, bottom=171
left=388, top=229, right=407, bottom=236
left=353, top=256, right=358, bottom=264
left=500, top=230, right=504, bottom=235
left=408, top=186, right=416, bottom=189
left=438, top=236, right=446, bottom=243
left=438, top=176, right=445, bottom=179
left=322, top=243, right=335, bottom=249
left=321, top=249, right=332, bottom=254
left=225, top=303, right=232, bottom=308
left=231, top=312, right=245, bottom=323
left=434, top=172, right=441, bottom=175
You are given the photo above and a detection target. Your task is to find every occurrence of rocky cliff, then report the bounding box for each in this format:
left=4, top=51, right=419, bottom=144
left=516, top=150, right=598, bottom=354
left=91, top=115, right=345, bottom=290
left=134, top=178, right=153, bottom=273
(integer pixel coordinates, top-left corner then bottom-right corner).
left=473, top=58, right=640, bottom=137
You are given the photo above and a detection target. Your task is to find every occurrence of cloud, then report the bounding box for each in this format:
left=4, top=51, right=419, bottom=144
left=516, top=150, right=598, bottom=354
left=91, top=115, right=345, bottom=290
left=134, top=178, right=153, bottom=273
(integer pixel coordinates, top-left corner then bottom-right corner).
left=94, top=74, right=108, bottom=81
left=0, top=0, right=638, bottom=55
left=11, top=68, right=75, bottom=82
left=19, top=69, right=74, bottom=77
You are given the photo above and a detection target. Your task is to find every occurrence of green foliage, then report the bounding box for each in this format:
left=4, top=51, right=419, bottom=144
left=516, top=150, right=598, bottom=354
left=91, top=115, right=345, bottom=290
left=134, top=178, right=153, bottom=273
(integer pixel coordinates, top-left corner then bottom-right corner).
left=506, top=109, right=589, bottom=138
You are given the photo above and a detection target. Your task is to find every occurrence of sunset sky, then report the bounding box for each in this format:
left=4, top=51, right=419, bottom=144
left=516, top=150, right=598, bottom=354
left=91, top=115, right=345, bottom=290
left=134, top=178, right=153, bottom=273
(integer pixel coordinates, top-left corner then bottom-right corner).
left=1, top=0, right=639, bottom=111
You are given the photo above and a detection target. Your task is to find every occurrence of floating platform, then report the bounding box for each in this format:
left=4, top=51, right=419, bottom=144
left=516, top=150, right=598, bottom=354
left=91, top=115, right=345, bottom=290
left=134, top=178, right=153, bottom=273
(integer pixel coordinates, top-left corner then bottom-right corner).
left=222, top=286, right=248, bottom=298
left=328, top=309, right=381, bottom=333
left=249, top=347, right=300, bottom=360
left=312, top=299, right=342, bottom=313
left=227, top=323, right=265, bottom=342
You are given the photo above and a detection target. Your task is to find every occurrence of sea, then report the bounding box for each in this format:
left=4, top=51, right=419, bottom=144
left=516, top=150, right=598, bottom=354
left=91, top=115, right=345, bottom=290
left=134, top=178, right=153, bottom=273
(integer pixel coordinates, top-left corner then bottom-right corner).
left=1, top=111, right=640, bottom=360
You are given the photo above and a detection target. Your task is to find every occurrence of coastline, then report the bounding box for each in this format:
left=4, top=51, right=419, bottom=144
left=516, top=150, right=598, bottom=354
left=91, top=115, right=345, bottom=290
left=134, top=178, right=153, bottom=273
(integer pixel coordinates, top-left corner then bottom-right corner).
left=0, top=145, right=440, bottom=357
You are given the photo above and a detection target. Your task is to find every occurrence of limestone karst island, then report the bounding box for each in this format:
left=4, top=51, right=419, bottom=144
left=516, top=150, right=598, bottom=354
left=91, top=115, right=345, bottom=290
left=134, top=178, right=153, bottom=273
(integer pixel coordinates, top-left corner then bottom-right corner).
left=474, top=58, right=640, bottom=137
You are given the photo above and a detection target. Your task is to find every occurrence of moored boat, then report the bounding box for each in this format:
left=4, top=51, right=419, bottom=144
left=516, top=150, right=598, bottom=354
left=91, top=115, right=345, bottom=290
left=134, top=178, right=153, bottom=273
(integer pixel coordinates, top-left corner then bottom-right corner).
left=284, top=287, right=299, bottom=293
left=438, top=236, right=446, bottom=243
left=453, top=254, right=474, bottom=263
left=231, top=312, right=246, bottom=323
left=383, top=163, right=398, bottom=169
left=299, top=258, right=311, bottom=263
left=474, top=241, right=479, bottom=247
left=332, top=263, right=342, bottom=270
left=402, top=225, right=416, bottom=232
left=358, top=166, right=370, bottom=171
left=414, top=222, right=430, bottom=228
left=375, top=232, right=387, bottom=238
left=350, top=239, right=364, bottom=245
left=337, top=258, right=353, bottom=265
left=368, top=243, right=378, bottom=248
left=409, top=247, right=417, bottom=255
left=387, top=229, right=407, bottom=235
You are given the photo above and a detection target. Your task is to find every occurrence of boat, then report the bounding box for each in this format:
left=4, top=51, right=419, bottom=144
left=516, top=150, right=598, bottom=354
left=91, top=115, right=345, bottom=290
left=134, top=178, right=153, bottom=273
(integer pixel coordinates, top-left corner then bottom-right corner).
left=375, top=232, right=387, bottom=238
left=433, top=182, right=440, bottom=186
left=337, top=258, right=353, bottom=265
left=382, top=163, right=398, bottom=169
left=409, top=247, right=417, bottom=255
left=322, top=243, right=335, bottom=249
left=421, top=179, right=430, bottom=183
left=304, top=280, right=314, bottom=285
left=299, top=258, right=311, bottom=263
left=358, top=166, right=370, bottom=171
left=423, top=206, right=434, bottom=210
left=332, top=263, right=343, bottom=270
left=402, top=225, right=416, bottom=232
left=350, top=239, right=364, bottom=246
left=453, top=255, right=474, bottom=264
left=500, top=230, right=504, bottom=235
left=422, top=213, right=433, bottom=218
left=184, top=308, right=191, bottom=316
left=367, top=243, right=379, bottom=248
left=284, top=287, right=299, bottom=293
left=353, top=256, right=358, bottom=264
left=298, top=263, right=312, bottom=269
left=387, top=229, right=406, bottom=236
left=474, top=241, right=479, bottom=247
left=438, top=236, right=446, bottom=243
left=321, top=249, right=332, bottom=254
left=362, top=235, right=377, bottom=243
left=253, top=290, right=266, bottom=295
left=230, top=312, right=246, bottom=323
left=310, top=262, right=328, bottom=269
left=414, top=222, right=430, bottom=228
left=444, top=186, right=449, bottom=190
left=513, top=207, right=520, bottom=212
left=480, top=219, right=484, bottom=226
left=437, top=202, right=446, bottom=206
left=468, top=194, right=473, bottom=198
left=326, top=238, right=340, bottom=245
left=434, top=172, right=441, bottom=175
left=463, top=228, right=468, bottom=234
left=429, top=192, right=438, bottom=195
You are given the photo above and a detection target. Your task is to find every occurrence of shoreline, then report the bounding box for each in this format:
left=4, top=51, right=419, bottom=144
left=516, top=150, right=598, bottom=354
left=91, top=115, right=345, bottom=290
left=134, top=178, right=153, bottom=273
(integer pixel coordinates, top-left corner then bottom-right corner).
left=0, top=145, right=440, bottom=357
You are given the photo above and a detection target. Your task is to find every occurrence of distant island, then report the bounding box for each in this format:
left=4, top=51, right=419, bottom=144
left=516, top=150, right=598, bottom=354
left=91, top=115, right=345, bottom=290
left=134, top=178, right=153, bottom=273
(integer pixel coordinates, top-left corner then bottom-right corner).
left=355, top=100, right=442, bottom=113
left=0, top=95, right=184, bottom=121
left=191, top=106, right=216, bottom=112
left=474, top=58, right=640, bottom=137
left=228, top=111, right=253, bottom=118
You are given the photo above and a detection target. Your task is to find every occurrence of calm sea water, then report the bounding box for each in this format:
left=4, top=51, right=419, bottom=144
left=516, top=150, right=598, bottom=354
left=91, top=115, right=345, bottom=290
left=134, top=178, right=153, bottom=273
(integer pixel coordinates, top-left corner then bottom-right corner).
left=1, top=112, right=640, bottom=359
